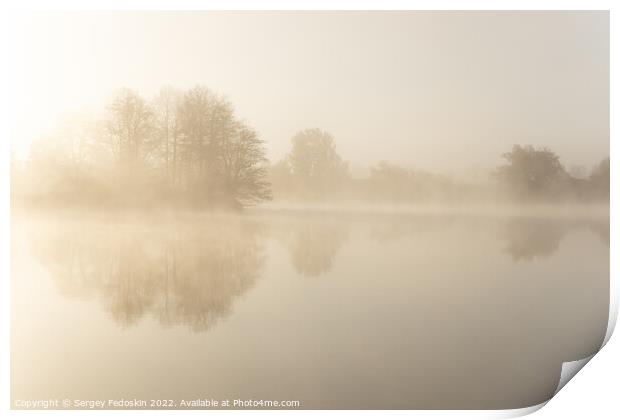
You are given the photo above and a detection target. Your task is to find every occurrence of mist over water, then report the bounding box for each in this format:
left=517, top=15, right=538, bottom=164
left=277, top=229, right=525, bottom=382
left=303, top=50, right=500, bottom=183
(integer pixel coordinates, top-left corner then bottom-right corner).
left=9, top=10, right=609, bottom=410
left=11, top=208, right=609, bottom=409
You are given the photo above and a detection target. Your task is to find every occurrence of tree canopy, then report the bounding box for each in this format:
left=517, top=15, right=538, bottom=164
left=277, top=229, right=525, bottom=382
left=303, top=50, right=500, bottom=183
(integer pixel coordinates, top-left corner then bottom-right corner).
left=21, top=86, right=273, bottom=209
left=495, top=145, right=570, bottom=199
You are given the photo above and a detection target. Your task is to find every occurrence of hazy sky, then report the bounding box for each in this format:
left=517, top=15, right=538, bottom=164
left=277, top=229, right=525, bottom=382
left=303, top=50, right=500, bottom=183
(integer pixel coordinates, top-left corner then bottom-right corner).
left=9, top=11, right=609, bottom=174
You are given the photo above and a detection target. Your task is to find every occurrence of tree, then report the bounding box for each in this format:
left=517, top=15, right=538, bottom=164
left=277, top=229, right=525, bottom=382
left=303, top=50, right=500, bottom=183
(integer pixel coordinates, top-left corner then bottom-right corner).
left=152, top=86, right=182, bottom=185
left=105, top=88, right=155, bottom=166
left=287, top=128, right=348, bottom=197
left=18, top=85, right=273, bottom=209
left=588, top=157, right=610, bottom=200
left=220, top=123, right=272, bottom=205
left=177, top=86, right=236, bottom=188
left=175, top=86, right=271, bottom=206
left=495, top=145, right=570, bottom=199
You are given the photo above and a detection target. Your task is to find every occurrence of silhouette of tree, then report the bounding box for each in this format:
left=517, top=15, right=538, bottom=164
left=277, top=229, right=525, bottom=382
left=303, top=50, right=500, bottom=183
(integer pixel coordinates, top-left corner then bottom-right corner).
left=20, top=85, right=273, bottom=209
left=501, top=218, right=565, bottom=261
left=176, top=86, right=271, bottom=206
left=287, top=128, right=348, bottom=197
left=220, top=123, right=272, bottom=205
left=152, top=86, right=183, bottom=186
left=177, top=87, right=234, bottom=183
left=105, top=88, right=155, bottom=165
left=495, top=145, right=570, bottom=199
left=588, top=157, right=610, bottom=200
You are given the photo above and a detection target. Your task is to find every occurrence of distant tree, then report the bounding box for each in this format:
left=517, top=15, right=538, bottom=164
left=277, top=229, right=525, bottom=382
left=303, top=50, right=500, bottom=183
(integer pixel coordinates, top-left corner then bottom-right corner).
left=105, top=88, right=155, bottom=165
left=287, top=128, right=348, bottom=197
left=365, top=161, right=456, bottom=202
left=588, top=157, right=610, bottom=200
left=495, top=145, right=570, bottom=199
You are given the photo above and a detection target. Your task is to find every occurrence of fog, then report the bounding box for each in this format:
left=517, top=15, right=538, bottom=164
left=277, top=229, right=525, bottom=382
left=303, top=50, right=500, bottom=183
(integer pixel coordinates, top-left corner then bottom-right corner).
left=10, top=11, right=608, bottom=174
left=9, top=10, right=610, bottom=411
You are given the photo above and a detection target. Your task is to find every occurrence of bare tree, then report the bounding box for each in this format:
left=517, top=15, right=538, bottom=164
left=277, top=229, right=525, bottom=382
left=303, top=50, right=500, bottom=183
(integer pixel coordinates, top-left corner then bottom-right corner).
left=106, top=88, right=155, bottom=166
left=152, top=86, right=183, bottom=185
left=177, top=86, right=236, bottom=187
left=220, top=123, right=272, bottom=205
left=176, top=86, right=271, bottom=206
left=19, top=85, right=273, bottom=209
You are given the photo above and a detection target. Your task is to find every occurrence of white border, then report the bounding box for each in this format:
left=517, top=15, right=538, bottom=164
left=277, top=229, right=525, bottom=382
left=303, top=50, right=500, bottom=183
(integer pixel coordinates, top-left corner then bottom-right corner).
left=0, top=1, right=616, bottom=419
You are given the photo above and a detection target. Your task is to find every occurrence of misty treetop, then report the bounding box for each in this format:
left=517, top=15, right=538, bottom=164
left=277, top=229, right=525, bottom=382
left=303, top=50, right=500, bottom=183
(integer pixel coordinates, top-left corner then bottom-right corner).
left=495, top=145, right=609, bottom=202
left=12, top=87, right=609, bottom=208
left=268, top=141, right=609, bottom=204
left=17, top=86, right=272, bottom=208
left=270, top=128, right=350, bottom=200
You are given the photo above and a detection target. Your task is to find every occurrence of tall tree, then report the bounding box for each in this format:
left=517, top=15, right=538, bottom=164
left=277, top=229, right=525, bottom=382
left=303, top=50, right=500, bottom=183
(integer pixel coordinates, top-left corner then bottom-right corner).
left=220, top=123, right=272, bottom=205
left=106, top=88, right=154, bottom=166
left=495, top=145, right=570, bottom=199
left=177, top=86, right=236, bottom=183
left=152, top=86, right=182, bottom=185
left=287, top=128, right=348, bottom=196
left=20, top=85, right=273, bottom=209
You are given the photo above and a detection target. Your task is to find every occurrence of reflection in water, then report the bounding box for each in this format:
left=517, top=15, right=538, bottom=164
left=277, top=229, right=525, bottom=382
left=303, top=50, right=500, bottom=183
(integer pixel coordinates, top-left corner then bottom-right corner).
left=501, top=217, right=610, bottom=261
left=31, top=217, right=265, bottom=331
left=12, top=210, right=610, bottom=409
left=587, top=220, right=610, bottom=247
left=265, top=211, right=349, bottom=278
left=290, top=223, right=348, bottom=277
left=367, top=214, right=610, bottom=262
left=501, top=219, right=566, bottom=261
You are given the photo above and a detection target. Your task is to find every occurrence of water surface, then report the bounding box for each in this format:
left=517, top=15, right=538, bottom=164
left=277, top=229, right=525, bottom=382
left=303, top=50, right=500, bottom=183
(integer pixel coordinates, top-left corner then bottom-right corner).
left=11, top=209, right=609, bottom=409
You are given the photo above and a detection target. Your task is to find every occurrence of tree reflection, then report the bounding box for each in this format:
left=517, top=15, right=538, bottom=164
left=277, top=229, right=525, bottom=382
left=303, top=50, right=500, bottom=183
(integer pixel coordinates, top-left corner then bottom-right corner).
left=501, top=217, right=609, bottom=261
left=501, top=218, right=565, bottom=261
left=31, top=217, right=266, bottom=331
left=290, top=223, right=348, bottom=277
left=587, top=219, right=610, bottom=248
left=269, top=213, right=349, bottom=278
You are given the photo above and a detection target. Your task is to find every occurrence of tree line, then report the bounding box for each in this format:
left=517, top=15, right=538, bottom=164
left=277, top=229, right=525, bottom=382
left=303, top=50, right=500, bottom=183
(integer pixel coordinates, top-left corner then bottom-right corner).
left=11, top=86, right=609, bottom=208
left=269, top=133, right=610, bottom=204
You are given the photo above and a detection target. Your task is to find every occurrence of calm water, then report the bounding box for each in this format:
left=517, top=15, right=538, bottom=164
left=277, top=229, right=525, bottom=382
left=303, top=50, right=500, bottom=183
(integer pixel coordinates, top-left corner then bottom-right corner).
left=11, top=209, right=609, bottom=409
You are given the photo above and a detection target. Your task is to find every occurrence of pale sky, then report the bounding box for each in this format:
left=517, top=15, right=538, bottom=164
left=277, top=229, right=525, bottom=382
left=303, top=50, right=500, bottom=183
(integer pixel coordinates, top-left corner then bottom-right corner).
left=9, top=11, right=609, bottom=174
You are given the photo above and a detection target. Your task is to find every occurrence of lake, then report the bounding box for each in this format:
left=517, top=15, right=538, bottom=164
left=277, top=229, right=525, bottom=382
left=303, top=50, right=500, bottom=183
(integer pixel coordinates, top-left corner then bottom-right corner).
left=11, top=208, right=609, bottom=409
